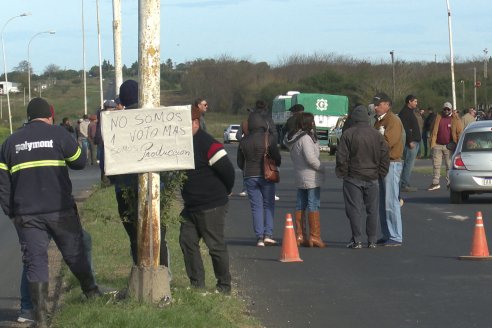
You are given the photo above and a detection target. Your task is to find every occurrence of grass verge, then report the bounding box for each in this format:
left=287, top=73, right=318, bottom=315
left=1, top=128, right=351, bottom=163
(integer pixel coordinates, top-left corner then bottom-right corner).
left=50, top=186, right=261, bottom=328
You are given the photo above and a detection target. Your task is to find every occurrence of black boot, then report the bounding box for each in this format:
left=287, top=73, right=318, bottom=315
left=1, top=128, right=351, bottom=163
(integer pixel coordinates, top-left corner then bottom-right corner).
left=29, top=282, right=48, bottom=328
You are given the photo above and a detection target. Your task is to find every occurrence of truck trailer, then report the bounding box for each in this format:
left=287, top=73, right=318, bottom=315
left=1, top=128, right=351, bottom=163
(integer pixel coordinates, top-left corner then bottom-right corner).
left=271, top=91, right=349, bottom=150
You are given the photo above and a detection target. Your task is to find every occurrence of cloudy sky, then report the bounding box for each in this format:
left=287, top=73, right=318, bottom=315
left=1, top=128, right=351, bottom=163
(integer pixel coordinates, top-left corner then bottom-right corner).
left=1, top=0, right=491, bottom=74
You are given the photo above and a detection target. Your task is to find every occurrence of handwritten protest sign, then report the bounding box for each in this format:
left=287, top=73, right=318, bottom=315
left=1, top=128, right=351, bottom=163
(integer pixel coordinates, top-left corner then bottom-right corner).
left=101, top=105, right=195, bottom=175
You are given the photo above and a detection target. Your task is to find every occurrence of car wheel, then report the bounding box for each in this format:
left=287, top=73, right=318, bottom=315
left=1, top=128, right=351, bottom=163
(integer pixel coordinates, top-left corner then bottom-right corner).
left=450, top=190, right=463, bottom=204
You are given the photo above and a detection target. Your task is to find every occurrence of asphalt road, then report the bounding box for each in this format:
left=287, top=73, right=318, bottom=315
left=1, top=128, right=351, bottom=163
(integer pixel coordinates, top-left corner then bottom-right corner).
left=2, top=143, right=492, bottom=328
left=0, top=165, right=101, bottom=326
left=224, top=143, right=492, bottom=328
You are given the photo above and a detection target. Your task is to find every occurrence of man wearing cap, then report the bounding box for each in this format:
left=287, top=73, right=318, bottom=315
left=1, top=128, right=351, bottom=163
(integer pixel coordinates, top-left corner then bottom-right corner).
left=428, top=102, right=463, bottom=191
left=179, top=106, right=235, bottom=294
left=0, top=97, right=100, bottom=326
left=398, top=95, right=421, bottom=192
left=373, top=92, right=405, bottom=247
left=336, top=105, right=389, bottom=249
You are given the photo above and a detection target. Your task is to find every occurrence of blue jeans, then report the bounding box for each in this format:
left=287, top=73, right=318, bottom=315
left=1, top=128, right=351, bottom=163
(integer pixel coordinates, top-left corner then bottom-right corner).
left=244, top=177, right=276, bottom=239
left=379, top=162, right=403, bottom=242
left=296, top=187, right=320, bottom=212
left=400, top=142, right=419, bottom=188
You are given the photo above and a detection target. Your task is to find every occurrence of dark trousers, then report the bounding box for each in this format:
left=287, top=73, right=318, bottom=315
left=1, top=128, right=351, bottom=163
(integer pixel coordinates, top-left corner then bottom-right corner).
left=179, top=204, right=231, bottom=291
left=13, top=208, right=96, bottom=292
left=342, top=177, right=379, bottom=243
left=115, top=190, right=168, bottom=267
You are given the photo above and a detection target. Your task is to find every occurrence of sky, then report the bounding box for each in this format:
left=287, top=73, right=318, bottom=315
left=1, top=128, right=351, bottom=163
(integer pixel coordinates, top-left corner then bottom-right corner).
left=1, top=0, right=491, bottom=76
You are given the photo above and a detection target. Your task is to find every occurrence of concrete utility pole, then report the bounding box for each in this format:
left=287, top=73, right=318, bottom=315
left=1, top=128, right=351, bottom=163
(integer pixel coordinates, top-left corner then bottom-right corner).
left=112, top=0, right=123, bottom=95
left=446, top=0, right=457, bottom=111
left=128, top=0, right=171, bottom=304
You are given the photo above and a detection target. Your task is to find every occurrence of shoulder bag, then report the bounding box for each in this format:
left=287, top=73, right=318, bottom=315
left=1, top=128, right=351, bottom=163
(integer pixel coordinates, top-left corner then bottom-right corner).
left=263, top=132, right=280, bottom=183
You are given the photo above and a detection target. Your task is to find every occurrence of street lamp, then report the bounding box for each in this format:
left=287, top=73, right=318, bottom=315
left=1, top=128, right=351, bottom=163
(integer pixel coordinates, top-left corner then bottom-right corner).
left=1, top=12, right=31, bottom=134
left=28, top=30, right=55, bottom=101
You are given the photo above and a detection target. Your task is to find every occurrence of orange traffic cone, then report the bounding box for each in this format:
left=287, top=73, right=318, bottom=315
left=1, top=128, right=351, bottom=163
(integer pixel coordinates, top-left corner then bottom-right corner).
left=459, top=211, right=492, bottom=261
left=279, top=213, right=303, bottom=263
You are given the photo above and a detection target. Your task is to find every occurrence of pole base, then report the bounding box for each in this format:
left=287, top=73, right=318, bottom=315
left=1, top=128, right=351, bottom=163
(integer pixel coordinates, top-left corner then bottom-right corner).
left=128, top=265, right=171, bottom=304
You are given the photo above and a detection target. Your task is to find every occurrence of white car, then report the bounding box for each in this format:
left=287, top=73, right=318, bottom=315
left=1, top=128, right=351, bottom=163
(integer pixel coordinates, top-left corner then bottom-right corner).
left=223, top=124, right=240, bottom=143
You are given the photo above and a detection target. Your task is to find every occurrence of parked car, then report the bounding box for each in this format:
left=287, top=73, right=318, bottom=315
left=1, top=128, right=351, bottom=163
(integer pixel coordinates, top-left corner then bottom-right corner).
left=327, top=115, right=347, bottom=155
left=449, top=120, right=492, bottom=203
left=223, top=124, right=240, bottom=143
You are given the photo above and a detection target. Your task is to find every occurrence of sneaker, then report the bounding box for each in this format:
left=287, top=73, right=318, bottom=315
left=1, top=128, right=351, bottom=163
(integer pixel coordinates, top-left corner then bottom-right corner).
left=274, top=195, right=280, bottom=201
left=263, top=237, right=278, bottom=246
left=401, top=186, right=417, bottom=192
left=17, top=309, right=34, bottom=323
left=239, top=191, right=247, bottom=197
left=257, top=239, right=265, bottom=247
left=346, top=241, right=362, bottom=249
left=376, top=238, right=388, bottom=245
left=427, top=183, right=440, bottom=191
left=368, top=242, right=377, bottom=249
left=382, top=239, right=402, bottom=247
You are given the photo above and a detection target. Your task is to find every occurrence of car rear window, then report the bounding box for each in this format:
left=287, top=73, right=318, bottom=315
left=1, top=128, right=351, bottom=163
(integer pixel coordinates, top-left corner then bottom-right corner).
left=231, top=125, right=240, bottom=129
left=463, top=132, right=492, bottom=151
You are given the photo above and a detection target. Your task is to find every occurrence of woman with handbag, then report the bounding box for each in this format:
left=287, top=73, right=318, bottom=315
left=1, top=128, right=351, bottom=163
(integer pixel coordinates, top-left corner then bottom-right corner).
left=237, top=111, right=282, bottom=247
left=284, top=112, right=327, bottom=248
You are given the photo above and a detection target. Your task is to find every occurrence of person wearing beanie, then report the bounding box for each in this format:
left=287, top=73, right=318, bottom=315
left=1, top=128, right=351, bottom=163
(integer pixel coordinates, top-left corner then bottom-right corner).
left=284, top=112, right=327, bottom=248
left=427, top=101, right=463, bottom=191
left=372, top=92, right=405, bottom=247
left=336, top=105, right=390, bottom=249
left=179, top=105, right=235, bottom=294
left=118, top=79, right=138, bottom=108
left=0, top=97, right=101, bottom=326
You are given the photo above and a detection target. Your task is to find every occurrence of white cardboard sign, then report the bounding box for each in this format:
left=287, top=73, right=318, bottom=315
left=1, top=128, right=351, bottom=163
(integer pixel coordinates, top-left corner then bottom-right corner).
left=101, top=105, right=195, bottom=175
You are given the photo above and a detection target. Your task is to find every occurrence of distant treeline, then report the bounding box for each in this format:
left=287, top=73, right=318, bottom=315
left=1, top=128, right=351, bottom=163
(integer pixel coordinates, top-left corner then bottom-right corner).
left=4, top=53, right=491, bottom=114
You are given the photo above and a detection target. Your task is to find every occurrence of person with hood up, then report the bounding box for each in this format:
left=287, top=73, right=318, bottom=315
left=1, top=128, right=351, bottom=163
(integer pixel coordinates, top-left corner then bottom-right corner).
left=237, top=111, right=281, bottom=247
left=284, top=112, right=327, bottom=248
left=336, top=105, right=390, bottom=249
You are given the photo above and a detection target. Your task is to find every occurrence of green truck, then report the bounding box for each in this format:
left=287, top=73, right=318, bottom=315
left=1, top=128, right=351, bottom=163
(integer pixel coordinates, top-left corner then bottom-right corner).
left=271, top=91, right=349, bottom=150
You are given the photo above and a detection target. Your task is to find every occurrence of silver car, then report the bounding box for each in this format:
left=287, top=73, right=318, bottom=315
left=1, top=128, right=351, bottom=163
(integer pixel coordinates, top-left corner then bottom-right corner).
left=449, top=120, right=492, bottom=203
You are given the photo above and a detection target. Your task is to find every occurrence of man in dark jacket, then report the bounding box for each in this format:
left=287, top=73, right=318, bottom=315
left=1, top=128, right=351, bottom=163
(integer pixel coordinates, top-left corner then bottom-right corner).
left=179, top=106, right=235, bottom=294
left=336, top=105, right=390, bottom=249
left=398, top=95, right=421, bottom=192
left=0, top=98, right=100, bottom=327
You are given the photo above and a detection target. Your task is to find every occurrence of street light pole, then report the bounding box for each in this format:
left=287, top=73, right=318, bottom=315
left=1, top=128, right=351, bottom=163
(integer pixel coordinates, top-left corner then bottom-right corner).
left=28, top=30, right=55, bottom=101
left=445, top=0, right=457, bottom=111
left=390, top=50, right=395, bottom=101
left=1, top=12, right=30, bottom=134
left=484, top=48, right=488, bottom=109
left=96, top=0, right=104, bottom=109
left=82, top=0, right=88, bottom=115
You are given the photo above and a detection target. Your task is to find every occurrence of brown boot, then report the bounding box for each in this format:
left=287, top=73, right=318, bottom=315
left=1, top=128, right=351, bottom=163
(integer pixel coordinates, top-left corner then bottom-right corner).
left=294, top=210, right=307, bottom=247
left=307, top=211, right=326, bottom=248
